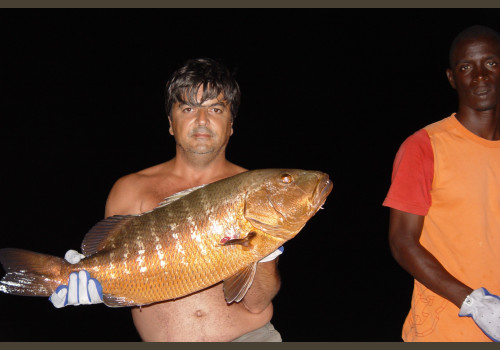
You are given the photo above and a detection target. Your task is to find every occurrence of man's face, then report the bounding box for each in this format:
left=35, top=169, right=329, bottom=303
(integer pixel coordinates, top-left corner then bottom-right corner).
left=446, top=35, right=500, bottom=112
left=168, top=88, right=233, bottom=156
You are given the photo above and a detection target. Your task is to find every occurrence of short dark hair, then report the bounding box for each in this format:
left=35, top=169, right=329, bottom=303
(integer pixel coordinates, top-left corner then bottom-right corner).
left=449, top=25, right=500, bottom=67
left=165, top=58, right=241, bottom=119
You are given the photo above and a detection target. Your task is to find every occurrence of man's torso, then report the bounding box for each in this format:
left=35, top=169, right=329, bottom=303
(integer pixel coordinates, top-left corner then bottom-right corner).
left=112, top=161, right=274, bottom=341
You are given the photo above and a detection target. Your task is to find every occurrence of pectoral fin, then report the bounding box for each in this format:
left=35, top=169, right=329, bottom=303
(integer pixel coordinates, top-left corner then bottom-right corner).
left=223, top=262, right=257, bottom=304
left=219, top=231, right=256, bottom=250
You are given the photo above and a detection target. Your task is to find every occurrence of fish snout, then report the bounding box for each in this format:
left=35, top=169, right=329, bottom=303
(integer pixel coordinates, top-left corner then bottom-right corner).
left=311, top=173, right=333, bottom=212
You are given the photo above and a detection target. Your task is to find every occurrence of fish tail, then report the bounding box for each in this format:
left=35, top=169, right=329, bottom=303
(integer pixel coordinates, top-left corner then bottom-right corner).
left=0, top=248, right=68, bottom=297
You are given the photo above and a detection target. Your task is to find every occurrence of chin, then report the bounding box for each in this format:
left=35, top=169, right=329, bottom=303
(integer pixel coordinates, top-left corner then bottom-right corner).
left=189, top=146, right=217, bottom=155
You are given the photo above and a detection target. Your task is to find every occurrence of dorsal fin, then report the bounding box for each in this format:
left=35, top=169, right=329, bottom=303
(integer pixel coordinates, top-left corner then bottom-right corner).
left=81, top=215, right=136, bottom=257
left=155, top=184, right=206, bottom=209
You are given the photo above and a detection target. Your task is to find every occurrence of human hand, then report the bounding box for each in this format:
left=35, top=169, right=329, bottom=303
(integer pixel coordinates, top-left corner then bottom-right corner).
left=49, top=250, right=103, bottom=308
left=259, top=246, right=284, bottom=263
left=459, top=287, right=500, bottom=342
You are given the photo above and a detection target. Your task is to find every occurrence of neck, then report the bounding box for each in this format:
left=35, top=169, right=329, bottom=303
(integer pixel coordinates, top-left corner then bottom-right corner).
left=169, top=151, right=230, bottom=184
left=455, top=106, right=500, bottom=140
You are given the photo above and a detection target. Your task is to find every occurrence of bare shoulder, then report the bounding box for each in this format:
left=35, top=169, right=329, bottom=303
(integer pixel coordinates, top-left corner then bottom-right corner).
left=105, top=162, right=173, bottom=217
left=223, top=161, right=247, bottom=177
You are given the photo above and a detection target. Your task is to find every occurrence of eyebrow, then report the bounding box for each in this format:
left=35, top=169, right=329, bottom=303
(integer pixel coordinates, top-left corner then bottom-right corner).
left=178, top=101, right=227, bottom=108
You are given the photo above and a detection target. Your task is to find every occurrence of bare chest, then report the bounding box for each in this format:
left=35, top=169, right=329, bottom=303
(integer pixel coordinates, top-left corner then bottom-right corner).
left=138, top=184, right=190, bottom=213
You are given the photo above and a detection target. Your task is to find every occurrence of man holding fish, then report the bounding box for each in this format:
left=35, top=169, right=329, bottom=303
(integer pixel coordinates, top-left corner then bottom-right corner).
left=0, top=57, right=331, bottom=341
left=42, top=56, right=301, bottom=342
left=57, top=58, right=284, bottom=341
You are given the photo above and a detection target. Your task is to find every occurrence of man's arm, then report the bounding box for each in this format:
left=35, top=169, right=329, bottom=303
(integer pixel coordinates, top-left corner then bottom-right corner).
left=241, top=259, right=281, bottom=314
left=388, top=208, right=472, bottom=307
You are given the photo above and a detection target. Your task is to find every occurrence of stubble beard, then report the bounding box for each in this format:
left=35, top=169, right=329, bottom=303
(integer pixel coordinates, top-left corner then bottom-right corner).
left=176, top=141, right=227, bottom=167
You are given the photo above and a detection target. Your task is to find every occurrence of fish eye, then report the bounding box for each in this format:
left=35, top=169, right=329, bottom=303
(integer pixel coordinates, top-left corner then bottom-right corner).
left=280, top=173, right=293, bottom=184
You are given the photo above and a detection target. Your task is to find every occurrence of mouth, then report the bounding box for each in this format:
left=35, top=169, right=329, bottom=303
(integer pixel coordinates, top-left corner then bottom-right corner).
left=473, top=85, right=492, bottom=96
left=311, top=174, right=333, bottom=213
left=193, top=133, right=211, bottom=138
left=190, top=128, right=213, bottom=138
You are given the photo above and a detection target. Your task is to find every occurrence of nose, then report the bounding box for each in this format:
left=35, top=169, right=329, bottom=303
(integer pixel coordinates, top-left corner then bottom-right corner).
left=474, top=65, right=489, bottom=81
left=196, top=108, right=209, bottom=125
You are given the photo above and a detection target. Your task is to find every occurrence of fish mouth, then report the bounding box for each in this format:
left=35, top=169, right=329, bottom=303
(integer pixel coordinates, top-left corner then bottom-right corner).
left=311, top=174, right=333, bottom=213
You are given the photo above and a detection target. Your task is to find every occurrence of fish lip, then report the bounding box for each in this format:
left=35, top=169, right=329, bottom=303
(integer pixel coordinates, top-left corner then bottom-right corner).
left=311, top=174, right=333, bottom=212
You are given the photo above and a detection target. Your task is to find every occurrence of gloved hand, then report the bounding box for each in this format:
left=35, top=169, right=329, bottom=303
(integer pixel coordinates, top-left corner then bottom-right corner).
left=259, top=246, right=284, bottom=263
left=459, top=287, right=500, bottom=342
left=49, top=250, right=103, bottom=308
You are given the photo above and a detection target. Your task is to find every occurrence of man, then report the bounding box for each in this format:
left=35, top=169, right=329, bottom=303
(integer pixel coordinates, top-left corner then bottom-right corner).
left=383, top=25, right=500, bottom=342
left=50, top=58, right=283, bottom=342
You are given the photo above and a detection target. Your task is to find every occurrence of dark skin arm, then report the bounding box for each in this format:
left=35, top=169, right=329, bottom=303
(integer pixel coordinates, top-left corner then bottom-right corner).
left=388, top=208, right=473, bottom=308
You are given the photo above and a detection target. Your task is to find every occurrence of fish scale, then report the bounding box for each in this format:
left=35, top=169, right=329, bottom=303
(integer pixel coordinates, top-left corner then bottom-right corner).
left=0, top=169, right=332, bottom=306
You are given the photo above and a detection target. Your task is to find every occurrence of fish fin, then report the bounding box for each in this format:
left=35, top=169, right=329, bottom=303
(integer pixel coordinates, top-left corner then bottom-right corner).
left=0, top=248, right=66, bottom=296
left=156, top=184, right=207, bottom=208
left=102, top=294, right=138, bottom=307
left=219, top=231, right=256, bottom=250
left=81, top=215, right=136, bottom=256
left=223, top=262, right=257, bottom=304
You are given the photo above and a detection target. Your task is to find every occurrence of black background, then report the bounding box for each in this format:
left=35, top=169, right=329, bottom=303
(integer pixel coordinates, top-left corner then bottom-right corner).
left=0, top=9, right=497, bottom=341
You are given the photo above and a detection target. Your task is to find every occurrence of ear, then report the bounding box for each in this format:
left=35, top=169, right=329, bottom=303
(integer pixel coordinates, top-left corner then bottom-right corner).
left=168, top=116, right=174, bottom=135
left=446, top=68, right=456, bottom=89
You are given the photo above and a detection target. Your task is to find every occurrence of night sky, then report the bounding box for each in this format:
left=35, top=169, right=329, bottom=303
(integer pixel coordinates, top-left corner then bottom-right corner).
left=0, top=8, right=498, bottom=341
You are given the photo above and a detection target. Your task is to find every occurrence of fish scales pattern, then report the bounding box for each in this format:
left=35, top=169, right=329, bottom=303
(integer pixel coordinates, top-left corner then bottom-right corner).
left=71, top=174, right=252, bottom=304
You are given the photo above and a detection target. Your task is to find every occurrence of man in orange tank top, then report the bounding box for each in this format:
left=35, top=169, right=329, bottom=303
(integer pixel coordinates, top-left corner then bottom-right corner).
left=384, top=25, right=500, bottom=342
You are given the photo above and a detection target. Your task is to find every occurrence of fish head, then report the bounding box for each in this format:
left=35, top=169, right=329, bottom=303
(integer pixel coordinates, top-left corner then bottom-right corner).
left=244, top=169, right=333, bottom=240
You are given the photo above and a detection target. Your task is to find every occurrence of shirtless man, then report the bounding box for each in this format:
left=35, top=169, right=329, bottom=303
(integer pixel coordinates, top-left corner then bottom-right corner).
left=50, top=58, right=283, bottom=342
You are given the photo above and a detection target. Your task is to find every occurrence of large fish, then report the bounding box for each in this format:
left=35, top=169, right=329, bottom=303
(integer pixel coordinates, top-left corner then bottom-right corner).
left=0, top=169, right=332, bottom=307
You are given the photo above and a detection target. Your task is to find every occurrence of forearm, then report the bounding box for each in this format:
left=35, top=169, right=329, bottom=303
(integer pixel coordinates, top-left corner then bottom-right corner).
left=391, top=241, right=472, bottom=308
left=389, top=209, right=473, bottom=308
left=242, top=259, right=281, bottom=313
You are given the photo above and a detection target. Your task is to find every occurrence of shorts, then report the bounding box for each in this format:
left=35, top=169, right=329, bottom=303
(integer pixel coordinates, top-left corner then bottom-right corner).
left=231, top=322, right=282, bottom=342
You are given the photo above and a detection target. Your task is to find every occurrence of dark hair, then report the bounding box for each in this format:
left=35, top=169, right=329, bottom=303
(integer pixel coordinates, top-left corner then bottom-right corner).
left=449, top=25, right=500, bottom=67
left=165, top=58, right=241, bottom=119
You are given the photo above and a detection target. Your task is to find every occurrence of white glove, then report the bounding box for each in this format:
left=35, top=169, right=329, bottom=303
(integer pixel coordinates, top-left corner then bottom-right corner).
left=64, top=249, right=85, bottom=264
left=259, top=246, right=284, bottom=263
left=49, top=250, right=103, bottom=308
left=459, top=287, right=500, bottom=342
